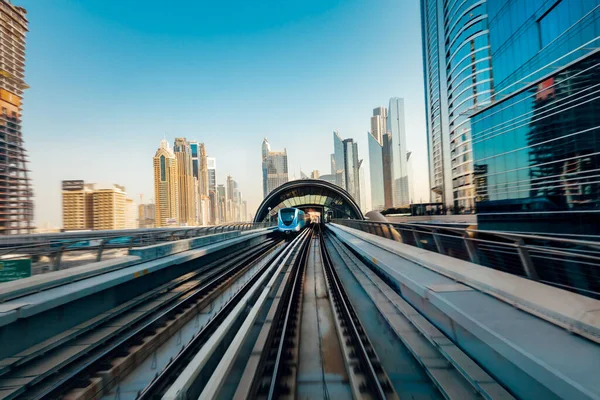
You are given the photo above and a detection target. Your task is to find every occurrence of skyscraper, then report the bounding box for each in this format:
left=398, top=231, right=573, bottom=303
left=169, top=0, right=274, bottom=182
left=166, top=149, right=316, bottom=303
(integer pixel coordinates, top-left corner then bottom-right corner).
left=368, top=131, right=385, bottom=210
left=208, top=190, right=217, bottom=225
left=207, top=157, right=217, bottom=192
left=388, top=97, right=410, bottom=207
left=217, top=184, right=226, bottom=223
left=138, top=203, right=155, bottom=228
left=261, top=138, right=289, bottom=197
left=469, top=0, right=600, bottom=234
left=370, top=107, right=388, bottom=144
left=125, top=198, right=137, bottom=229
left=92, top=185, right=127, bottom=231
left=382, top=133, right=394, bottom=209
left=241, top=200, right=248, bottom=222
left=0, top=1, right=33, bottom=234
left=226, top=175, right=234, bottom=222
left=332, top=131, right=346, bottom=190
left=173, top=138, right=197, bottom=226
left=420, top=0, right=494, bottom=210
left=261, top=139, right=270, bottom=197
left=198, top=143, right=208, bottom=197
left=344, top=139, right=361, bottom=208
left=332, top=132, right=362, bottom=206
left=190, top=142, right=209, bottom=226
left=153, top=139, right=179, bottom=227
left=62, top=180, right=94, bottom=231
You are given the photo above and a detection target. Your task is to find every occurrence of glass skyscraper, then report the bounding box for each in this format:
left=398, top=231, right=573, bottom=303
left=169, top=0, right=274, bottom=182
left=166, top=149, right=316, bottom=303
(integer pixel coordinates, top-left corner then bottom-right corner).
left=421, top=0, right=494, bottom=211
left=261, top=138, right=289, bottom=198
left=368, top=131, right=385, bottom=210
left=332, top=131, right=346, bottom=190
left=332, top=132, right=362, bottom=207
left=207, top=157, right=216, bottom=193
left=471, top=0, right=600, bottom=234
left=388, top=97, right=410, bottom=206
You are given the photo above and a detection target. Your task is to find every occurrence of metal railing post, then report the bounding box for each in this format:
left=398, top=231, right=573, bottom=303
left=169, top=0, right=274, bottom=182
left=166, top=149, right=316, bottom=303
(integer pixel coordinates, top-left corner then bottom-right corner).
left=463, top=233, right=480, bottom=264
left=53, top=249, right=64, bottom=270
left=412, top=229, right=424, bottom=249
left=96, top=239, right=106, bottom=262
left=387, top=224, right=397, bottom=241
left=377, top=223, right=385, bottom=237
left=388, top=224, right=404, bottom=243
left=516, top=239, right=539, bottom=280
left=432, top=229, right=445, bottom=255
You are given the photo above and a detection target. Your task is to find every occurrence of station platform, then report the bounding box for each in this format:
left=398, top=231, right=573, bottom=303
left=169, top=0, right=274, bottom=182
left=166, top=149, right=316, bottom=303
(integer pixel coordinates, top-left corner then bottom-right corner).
left=328, top=223, right=600, bottom=400
left=0, top=229, right=274, bottom=361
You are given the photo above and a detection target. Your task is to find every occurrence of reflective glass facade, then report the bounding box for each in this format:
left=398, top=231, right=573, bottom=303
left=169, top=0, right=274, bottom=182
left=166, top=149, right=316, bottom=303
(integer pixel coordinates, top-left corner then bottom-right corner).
left=421, top=0, right=451, bottom=204
left=472, top=0, right=600, bottom=234
left=488, top=0, right=600, bottom=98
left=332, top=131, right=346, bottom=189
left=368, top=131, right=385, bottom=210
left=388, top=98, right=410, bottom=206
left=421, top=0, right=494, bottom=211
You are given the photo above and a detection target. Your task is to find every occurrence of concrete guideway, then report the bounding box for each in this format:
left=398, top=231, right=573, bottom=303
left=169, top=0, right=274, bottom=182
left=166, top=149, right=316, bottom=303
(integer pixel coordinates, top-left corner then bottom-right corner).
left=0, top=228, right=277, bottom=400
left=1, top=223, right=598, bottom=400
left=196, top=226, right=472, bottom=400
left=328, top=223, right=600, bottom=400
left=325, top=232, right=512, bottom=399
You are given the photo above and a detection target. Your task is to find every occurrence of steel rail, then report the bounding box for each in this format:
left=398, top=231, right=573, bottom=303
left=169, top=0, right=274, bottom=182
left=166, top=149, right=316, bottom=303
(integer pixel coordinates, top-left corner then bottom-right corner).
left=13, top=240, right=281, bottom=400
left=136, top=230, right=310, bottom=400
left=319, top=226, right=389, bottom=400
left=266, top=228, right=313, bottom=400
left=0, top=240, right=275, bottom=381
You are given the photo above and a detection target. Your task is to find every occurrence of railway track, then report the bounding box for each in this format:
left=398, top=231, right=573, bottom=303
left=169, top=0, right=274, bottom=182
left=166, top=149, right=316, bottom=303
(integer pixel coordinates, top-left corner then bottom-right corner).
left=0, top=224, right=514, bottom=400
left=0, top=238, right=283, bottom=400
left=226, top=225, right=397, bottom=400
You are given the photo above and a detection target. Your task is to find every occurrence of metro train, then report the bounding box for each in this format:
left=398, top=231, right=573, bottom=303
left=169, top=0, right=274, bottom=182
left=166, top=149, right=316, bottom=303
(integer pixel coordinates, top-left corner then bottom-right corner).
left=277, top=207, right=307, bottom=235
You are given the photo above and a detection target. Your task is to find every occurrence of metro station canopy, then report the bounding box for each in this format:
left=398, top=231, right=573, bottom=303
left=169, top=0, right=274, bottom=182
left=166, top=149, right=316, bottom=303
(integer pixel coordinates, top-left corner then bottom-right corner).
left=254, top=179, right=364, bottom=222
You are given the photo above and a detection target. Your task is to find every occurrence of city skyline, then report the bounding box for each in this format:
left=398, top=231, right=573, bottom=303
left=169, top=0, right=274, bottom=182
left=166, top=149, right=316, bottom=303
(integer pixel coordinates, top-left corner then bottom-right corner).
left=17, top=0, right=429, bottom=228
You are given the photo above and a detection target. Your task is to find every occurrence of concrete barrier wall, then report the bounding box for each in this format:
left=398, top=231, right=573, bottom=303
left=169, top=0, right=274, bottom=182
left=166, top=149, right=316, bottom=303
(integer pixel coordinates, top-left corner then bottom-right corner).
left=128, top=231, right=240, bottom=261
left=0, top=231, right=241, bottom=303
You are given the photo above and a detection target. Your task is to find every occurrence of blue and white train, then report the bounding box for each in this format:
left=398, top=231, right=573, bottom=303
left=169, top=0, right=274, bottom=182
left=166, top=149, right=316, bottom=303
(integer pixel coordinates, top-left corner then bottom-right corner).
left=277, top=207, right=307, bottom=234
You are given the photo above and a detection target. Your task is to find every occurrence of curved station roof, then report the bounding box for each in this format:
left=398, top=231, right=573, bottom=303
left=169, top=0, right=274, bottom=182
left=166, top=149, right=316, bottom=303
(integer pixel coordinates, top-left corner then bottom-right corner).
left=254, top=179, right=364, bottom=222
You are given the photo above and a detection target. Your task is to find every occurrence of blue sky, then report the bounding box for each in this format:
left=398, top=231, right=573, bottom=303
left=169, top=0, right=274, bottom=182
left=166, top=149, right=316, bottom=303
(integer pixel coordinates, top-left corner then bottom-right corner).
left=19, top=0, right=428, bottom=227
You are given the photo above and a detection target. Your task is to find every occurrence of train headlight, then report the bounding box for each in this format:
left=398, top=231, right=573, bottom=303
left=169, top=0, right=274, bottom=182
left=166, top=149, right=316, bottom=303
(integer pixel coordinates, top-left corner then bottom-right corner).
left=295, top=225, right=300, bottom=231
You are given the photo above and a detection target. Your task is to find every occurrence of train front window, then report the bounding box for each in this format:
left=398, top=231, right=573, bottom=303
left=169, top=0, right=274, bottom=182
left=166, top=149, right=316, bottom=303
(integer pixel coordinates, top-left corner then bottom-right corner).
left=280, top=208, right=296, bottom=225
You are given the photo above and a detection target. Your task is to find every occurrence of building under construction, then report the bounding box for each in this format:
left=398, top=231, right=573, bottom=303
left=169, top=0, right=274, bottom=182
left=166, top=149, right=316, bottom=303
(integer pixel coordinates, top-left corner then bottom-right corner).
left=0, top=1, right=33, bottom=234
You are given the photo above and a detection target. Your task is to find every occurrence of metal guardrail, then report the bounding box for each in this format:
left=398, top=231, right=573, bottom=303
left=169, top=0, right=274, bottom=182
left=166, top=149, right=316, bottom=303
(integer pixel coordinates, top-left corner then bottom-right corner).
left=0, top=222, right=274, bottom=271
left=332, top=219, right=600, bottom=299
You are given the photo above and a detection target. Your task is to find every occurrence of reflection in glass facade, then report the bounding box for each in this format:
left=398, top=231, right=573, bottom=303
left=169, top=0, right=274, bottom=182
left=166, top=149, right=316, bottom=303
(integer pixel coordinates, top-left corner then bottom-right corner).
left=472, top=0, right=600, bottom=234
left=487, top=0, right=600, bottom=99
left=421, top=0, right=494, bottom=211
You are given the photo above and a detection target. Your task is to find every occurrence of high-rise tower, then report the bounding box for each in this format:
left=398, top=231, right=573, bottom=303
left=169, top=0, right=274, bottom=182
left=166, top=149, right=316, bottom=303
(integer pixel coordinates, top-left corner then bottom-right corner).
left=388, top=98, right=410, bottom=206
left=173, top=138, right=197, bottom=226
left=332, top=132, right=362, bottom=207
left=153, top=139, right=179, bottom=227
left=370, top=107, right=388, bottom=144
left=207, top=157, right=216, bottom=192
left=421, top=0, right=494, bottom=210
left=261, top=138, right=288, bottom=197
left=368, top=131, right=385, bottom=210
left=0, top=1, right=33, bottom=234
